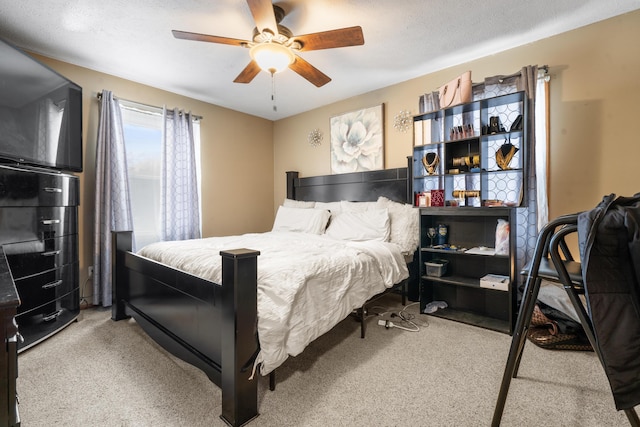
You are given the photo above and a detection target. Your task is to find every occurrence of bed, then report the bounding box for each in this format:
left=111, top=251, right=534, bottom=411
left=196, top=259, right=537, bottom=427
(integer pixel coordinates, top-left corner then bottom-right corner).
left=111, top=165, right=416, bottom=426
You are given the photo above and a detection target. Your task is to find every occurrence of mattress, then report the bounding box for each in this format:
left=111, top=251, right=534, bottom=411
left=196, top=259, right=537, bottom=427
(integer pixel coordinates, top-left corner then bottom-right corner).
left=138, top=231, right=409, bottom=374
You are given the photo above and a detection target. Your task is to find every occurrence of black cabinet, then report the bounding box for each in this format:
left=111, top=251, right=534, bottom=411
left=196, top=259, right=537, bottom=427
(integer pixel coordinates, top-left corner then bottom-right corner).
left=418, top=208, right=517, bottom=334
left=412, top=91, right=527, bottom=334
left=0, top=165, right=80, bottom=351
left=1, top=249, right=20, bottom=426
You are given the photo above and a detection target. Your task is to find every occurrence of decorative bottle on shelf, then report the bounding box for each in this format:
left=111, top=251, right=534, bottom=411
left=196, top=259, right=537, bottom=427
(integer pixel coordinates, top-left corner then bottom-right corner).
left=437, top=224, right=448, bottom=245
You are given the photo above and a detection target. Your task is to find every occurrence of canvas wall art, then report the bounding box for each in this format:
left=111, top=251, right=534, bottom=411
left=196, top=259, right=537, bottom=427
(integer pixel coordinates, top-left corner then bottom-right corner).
left=330, top=104, right=384, bottom=174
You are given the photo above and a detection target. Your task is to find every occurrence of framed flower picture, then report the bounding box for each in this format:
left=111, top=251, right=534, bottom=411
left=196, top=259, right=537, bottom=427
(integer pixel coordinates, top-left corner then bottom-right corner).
left=330, top=104, right=384, bottom=174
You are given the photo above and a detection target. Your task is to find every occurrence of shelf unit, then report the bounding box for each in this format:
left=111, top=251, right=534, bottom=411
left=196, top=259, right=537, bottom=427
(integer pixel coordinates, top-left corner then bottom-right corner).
left=419, top=207, right=517, bottom=334
left=412, top=91, right=527, bottom=334
left=412, top=91, right=526, bottom=208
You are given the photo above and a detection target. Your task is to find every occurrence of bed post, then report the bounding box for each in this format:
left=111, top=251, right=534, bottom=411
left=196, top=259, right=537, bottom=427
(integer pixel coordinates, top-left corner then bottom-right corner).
left=111, top=231, right=132, bottom=321
left=220, top=248, right=260, bottom=427
left=286, top=171, right=298, bottom=200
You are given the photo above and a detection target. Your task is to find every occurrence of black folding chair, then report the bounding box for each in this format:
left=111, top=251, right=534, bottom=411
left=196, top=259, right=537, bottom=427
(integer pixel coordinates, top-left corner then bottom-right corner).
left=491, top=214, right=640, bottom=426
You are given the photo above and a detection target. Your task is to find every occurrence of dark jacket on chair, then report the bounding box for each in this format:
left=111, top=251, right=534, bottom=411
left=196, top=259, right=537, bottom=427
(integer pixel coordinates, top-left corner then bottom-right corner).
left=578, top=193, right=640, bottom=410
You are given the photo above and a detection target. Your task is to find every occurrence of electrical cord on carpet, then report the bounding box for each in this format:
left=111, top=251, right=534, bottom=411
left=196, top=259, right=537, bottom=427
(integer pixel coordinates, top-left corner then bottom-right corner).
left=79, top=275, right=92, bottom=309
left=375, top=301, right=429, bottom=332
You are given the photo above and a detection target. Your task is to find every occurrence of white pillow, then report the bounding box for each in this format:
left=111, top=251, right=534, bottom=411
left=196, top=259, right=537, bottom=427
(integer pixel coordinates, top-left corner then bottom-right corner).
left=340, top=200, right=378, bottom=212
left=325, top=209, right=390, bottom=241
left=283, top=198, right=316, bottom=209
left=315, top=201, right=343, bottom=214
left=272, top=206, right=330, bottom=234
left=376, top=196, right=419, bottom=255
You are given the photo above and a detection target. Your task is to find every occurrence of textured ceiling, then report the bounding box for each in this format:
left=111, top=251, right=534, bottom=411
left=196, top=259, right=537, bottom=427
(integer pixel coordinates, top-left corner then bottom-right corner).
left=0, top=0, right=639, bottom=120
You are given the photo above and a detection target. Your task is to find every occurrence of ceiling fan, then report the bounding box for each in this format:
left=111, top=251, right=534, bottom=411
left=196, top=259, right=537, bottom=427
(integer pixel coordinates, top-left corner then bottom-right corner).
left=172, top=0, right=364, bottom=87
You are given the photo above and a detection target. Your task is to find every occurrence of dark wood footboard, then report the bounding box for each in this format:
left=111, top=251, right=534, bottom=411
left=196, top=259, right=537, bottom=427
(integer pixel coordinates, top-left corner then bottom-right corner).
left=111, top=231, right=260, bottom=427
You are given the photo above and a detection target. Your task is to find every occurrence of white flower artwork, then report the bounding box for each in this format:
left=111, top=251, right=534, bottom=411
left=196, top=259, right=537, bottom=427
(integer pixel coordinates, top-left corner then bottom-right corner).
left=330, top=104, right=384, bottom=174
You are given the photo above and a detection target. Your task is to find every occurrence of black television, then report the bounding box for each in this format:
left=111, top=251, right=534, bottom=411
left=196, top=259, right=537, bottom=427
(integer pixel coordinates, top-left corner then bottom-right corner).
left=0, top=36, right=82, bottom=172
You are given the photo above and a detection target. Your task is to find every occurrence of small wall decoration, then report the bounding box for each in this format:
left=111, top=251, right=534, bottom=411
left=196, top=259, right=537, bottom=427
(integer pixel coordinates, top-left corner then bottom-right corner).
left=330, top=104, right=384, bottom=174
left=393, top=109, right=412, bottom=133
left=308, top=128, right=323, bottom=147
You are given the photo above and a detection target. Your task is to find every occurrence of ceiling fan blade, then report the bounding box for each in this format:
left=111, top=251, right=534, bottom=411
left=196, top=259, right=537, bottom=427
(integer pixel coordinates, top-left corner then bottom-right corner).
left=172, top=30, right=250, bottom=46
left=246, top=0, right=278, bottom=35
left=233, top=60, right=262, bottom=84
left=294, top=26, right=364, bottom=51
left=289, top=55, right=331, bottom=87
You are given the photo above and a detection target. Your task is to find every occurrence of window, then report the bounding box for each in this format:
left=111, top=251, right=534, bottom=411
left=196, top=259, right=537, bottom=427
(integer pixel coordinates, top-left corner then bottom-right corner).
left=120, top=101, right=201, bottom=249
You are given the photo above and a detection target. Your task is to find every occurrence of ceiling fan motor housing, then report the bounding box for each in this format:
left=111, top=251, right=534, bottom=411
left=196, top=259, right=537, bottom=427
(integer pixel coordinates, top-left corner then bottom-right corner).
left=172, top=0, right=364, bottom=87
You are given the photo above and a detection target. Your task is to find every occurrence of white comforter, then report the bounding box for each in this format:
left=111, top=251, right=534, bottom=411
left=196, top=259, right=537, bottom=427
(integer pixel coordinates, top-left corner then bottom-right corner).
left=137, top=231, right=409, bottom=375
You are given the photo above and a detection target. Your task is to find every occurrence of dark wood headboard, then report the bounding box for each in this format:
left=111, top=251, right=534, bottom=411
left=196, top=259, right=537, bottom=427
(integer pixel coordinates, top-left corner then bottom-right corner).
left=286, top=158, right=412, bottom=204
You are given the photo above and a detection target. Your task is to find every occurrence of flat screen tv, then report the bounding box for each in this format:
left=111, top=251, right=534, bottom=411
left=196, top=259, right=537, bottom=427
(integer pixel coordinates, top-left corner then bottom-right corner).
left=0, top=36, right=82, bottom=172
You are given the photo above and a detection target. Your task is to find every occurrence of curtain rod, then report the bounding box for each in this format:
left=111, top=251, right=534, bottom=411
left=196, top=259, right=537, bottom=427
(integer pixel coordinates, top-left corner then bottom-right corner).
left=96, top=91, right=203, bottom=121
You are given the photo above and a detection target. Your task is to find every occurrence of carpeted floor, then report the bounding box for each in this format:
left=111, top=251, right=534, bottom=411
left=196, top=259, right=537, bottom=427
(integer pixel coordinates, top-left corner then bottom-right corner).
left=16, top=295, right=631, bottom=426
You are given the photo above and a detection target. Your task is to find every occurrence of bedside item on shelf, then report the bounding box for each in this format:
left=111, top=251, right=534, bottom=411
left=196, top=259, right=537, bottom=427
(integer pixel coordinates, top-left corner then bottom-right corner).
left=415, top=119, right=434, bottom=146
left=430, top=189, right=444, bottom=206
left=510, top=114, right=523, bottom=131
left=422, top=152, right=440, bottom=175
left=437, top=224, right=448, bottom=245
left=423, top=300, right=448, bottom=314
left=495, top=219, right=510, bottom=255
left=465, top=246, right=496, bottom=256
left=452, top=155, right=480, bottom=169
left=427, top=227, right=437, bottom=246
left=495, top=142, right=519, bottom=170
left=425, top=259, right=449, bottom=277
left=450, top=124, right=475, bottom=140
left=416, top=192, right=431, bottom=207
left=452, top=190, right=480, bottom=199
left=464, top=123, right=474, bottom=138
left=488, top=116, right=505, bottom=134
left=419, top=91, right=440, bottom=114
left=480, top=274, right=510, bottom=291
left=438, top=71, right=472, bottom=108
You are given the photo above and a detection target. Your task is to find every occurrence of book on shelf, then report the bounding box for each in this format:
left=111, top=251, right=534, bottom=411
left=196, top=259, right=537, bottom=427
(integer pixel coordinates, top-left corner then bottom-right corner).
left=480, top=274, right=510, bottom=291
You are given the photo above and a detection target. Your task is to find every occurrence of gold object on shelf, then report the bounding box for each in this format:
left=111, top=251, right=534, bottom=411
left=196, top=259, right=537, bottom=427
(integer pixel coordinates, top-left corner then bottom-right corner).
left=452, top=155, right=480, bottom=168
left=496, top=143, right=518, bottom=170
left=422, top=152, right=440, bottom=175
left=452, top=190, right=480, bottom=198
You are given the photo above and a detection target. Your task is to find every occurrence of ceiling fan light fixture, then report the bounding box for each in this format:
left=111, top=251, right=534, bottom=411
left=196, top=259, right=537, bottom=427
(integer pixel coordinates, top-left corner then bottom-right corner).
left=250, top=42, right=295, bottom=74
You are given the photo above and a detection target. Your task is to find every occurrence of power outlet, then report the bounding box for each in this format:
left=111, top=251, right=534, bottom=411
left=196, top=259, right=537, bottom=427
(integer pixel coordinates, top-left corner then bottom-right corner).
left=88, top=266, right=94, bottom=277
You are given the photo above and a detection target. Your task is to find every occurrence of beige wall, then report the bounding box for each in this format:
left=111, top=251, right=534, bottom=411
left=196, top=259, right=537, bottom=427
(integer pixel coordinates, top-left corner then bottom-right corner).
left=33, top=56, right=274, bottom=301
left=273, top=10, right=640, bottom=220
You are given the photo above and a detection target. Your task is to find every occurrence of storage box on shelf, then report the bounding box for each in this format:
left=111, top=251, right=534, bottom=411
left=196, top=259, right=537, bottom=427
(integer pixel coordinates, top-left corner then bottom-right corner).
left=412, top=91, right=526, bottom=334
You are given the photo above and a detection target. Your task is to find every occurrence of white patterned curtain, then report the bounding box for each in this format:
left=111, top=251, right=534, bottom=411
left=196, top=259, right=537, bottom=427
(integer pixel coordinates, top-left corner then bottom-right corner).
left=474, top=66, right=547, bottom=284
left=93, top=90, right=134, bottom=307
left=160, top=108, right=201, bottom=241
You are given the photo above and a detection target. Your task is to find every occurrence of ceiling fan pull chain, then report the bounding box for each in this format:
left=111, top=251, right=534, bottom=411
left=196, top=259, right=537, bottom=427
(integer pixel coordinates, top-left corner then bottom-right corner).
left=271, top=72, right=277, bottom=112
